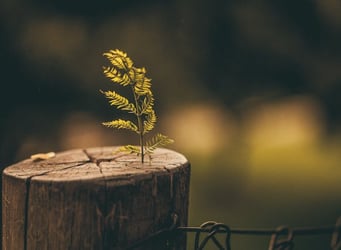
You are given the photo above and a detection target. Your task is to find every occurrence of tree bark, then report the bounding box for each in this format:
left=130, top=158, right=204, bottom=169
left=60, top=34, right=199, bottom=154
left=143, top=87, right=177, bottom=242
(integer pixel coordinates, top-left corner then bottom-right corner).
left=2, top=147, right=190, bottom=250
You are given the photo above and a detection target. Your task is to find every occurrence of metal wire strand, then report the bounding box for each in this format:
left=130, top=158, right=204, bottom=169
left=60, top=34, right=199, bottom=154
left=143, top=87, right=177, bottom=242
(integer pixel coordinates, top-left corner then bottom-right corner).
left=268, top=226, right=294, bottom=250
left=331, top=216, right=341, bottom=250
left=126, top=215, right=341, bottom=249
left=194, top=221, right=231, bottom=250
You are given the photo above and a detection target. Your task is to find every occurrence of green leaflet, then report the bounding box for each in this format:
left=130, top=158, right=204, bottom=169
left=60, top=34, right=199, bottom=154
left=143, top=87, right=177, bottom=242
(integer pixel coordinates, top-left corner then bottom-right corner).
left=101, top=90, right=136, bottom=114
left=103, top=66, right=131, bottom=86
left=103, top=49, right=133, bottom=70
left=102, top=119, right=138, bottom=133
left=143, top=110, right=156, bottom=134
left=118, top=145, right=140, bottom=154
left=133, top=69, right=152, bottom=96
left=140, top=94, right=154, bottom=116
left=145, top=134, right=175, bottom=154
left=117, top=134, right=174, bottom=156
left=101, top=49, right=173, bottom=163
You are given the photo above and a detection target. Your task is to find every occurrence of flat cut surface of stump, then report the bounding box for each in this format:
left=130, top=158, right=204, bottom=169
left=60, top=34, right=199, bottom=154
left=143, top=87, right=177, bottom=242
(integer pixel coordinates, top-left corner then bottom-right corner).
left=2, top=147, right=190, bottom=250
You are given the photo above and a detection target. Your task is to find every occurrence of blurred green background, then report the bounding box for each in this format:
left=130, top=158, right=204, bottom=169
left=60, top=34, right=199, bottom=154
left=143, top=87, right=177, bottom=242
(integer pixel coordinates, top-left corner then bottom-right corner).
left=1, top=0, right=340, bottom=249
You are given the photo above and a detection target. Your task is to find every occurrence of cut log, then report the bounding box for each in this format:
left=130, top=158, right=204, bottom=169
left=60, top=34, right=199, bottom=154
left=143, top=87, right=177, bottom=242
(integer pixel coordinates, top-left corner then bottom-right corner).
left=2, top=147, right=190, bottom=250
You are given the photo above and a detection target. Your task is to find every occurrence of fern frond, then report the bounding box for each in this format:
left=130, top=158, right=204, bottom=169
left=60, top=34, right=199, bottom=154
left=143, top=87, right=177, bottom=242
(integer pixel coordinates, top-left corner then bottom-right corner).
left=143, top=110, right=157, bottom=134
left=118, top=145, right=141, bottom=155
left=129, top=67, right=152, bottom=95
left=128, top=66, right=145, bottom=78
left=103, top=66, right=131, bottom=86
left=103, top=49, right=133, bottom=70
left=101, top=49, right=174, bottom=163
left=145, top=133, right=174, bottom=154
left=140, top=94, right=154, bottom=115
left=135, top=77, right=152, bottom=96
left=133, top=67, right=146, bottom=82
left=102, top=119, right=138, bottom=132
left=101, top=90, right=136, bottom=114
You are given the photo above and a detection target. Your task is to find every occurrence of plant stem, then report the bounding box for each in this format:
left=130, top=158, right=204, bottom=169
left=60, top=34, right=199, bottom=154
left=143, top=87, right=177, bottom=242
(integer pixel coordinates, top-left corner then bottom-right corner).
left=131, top=86, right=145, bottom=163
left=138, top=116, right=144, bottom=163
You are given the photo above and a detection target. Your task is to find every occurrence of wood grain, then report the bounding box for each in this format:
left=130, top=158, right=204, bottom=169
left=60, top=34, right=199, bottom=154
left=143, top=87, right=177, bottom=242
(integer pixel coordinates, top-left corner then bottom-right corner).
left=2, top=147, right=190, bottom=250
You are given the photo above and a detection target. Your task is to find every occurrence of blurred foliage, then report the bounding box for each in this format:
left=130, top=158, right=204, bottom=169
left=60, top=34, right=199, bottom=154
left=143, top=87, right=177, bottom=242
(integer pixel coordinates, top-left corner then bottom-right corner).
left=1, top=0, right=341, bottom=249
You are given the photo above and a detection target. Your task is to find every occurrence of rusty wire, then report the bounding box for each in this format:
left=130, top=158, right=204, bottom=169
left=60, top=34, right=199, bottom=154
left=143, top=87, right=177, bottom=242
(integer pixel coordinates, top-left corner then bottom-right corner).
left=127, top=214, right=341, bottom=250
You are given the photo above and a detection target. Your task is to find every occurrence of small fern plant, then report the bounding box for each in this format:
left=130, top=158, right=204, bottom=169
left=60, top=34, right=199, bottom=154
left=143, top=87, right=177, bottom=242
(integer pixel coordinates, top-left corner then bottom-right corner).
left=101, top=49, right=174, bottom=163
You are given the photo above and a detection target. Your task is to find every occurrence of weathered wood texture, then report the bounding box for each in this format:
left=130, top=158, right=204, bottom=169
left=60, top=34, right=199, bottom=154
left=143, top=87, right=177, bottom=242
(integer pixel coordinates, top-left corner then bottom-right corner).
left=2, top=147, right=190, bottom=250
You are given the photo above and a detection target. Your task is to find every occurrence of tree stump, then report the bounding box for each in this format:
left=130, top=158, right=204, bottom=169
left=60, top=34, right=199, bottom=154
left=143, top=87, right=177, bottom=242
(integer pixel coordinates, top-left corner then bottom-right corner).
left=2, top=147, right=190, bottom=250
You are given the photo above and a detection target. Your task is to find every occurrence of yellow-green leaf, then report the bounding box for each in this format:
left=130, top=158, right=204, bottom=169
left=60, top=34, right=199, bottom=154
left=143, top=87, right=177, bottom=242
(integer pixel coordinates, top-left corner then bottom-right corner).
left=102, top=119, right=138, bottom=132
left=101, top=90, right=136, bottom=114
left=143, top=110, right=157, bottom=134
left=117, top=145, right=141, bottom=154
left=140, top=94, right=154, bottom=115
left=145, top=133, right=174, bottom=154
left=103, top=66, right=131, bottom=86
left=134, top=78, right=152, bottom=96
left=103, top=49, right=133, bottom=70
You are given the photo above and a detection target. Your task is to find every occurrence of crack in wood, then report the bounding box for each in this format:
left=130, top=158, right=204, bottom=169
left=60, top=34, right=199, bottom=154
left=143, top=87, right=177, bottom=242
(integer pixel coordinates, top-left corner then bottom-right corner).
left=22, top=161, right=88, bottom=250
left=82, top=149, right=104, bottom=173
left=23, top=177, right=31, bottom=250
left=82, top=149, right=112, bottom=249
left=14, top=162, right=88, bottom=178
left=41, top=160, right=89, bottom=166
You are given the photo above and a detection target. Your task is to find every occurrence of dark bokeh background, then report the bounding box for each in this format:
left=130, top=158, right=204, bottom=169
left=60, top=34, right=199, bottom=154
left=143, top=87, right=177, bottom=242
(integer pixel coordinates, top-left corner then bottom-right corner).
left=1, top=0, right=341, bottom=249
